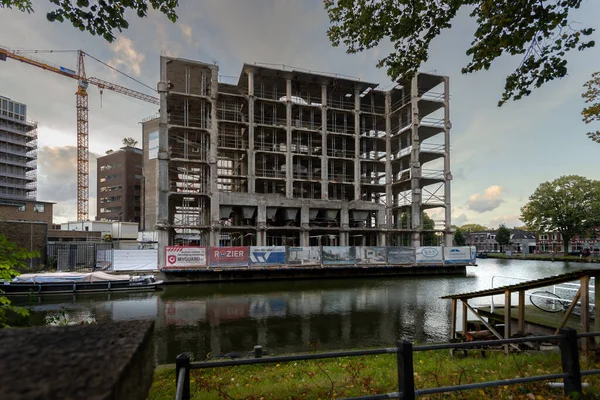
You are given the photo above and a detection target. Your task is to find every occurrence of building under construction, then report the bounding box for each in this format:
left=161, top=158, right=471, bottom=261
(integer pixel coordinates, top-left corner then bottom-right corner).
left=0, top=95, right=37, bottom=201
left=146, top=57, right=452, bottom=264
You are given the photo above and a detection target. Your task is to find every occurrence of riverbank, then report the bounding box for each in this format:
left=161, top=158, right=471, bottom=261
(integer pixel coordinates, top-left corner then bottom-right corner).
left=484, top=253, right=600, bottom=263
left=148, top=349, right=600, bottom=399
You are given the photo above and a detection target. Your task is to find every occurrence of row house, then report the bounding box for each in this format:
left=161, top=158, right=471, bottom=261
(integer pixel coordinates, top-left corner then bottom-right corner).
left=466, top=230, right=536, bottom=254
left=537, top=230, right=600, bottom=254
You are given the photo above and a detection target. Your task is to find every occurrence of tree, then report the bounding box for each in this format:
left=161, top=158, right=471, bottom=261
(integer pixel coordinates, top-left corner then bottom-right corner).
left=454, top=228, right=466, bottom=246
left=122, top=137, right=138, bottom=147
left=0, top=0, right=179, bottom=42
left=105, top=149, right=113, bottom=155
left=0, top=233, right=39, bottom=327
left=325, top=0, right=595, bottom=106
left=581, top=72, right=600, bottom=143
left=520, top=175, right=600, bottom=255
left=496, top=224, right=512, bottom=252
left=460, top=223, right=488, bottom=232
left=422, top=213, right=437, bottom=246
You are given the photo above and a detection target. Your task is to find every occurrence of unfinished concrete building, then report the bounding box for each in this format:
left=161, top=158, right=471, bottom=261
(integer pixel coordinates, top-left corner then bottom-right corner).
left=152, top=57, right=452, bottom=264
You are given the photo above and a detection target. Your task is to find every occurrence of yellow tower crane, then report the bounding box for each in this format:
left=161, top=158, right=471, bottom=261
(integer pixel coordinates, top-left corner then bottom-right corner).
left=0, top=46, right=159, bottom=221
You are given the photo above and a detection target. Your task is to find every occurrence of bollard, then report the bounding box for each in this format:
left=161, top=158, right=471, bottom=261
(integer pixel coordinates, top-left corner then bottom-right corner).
left=254, top=345, right=263, bottom=358
left=559, top=328, right=582, bottom=396
left=175, top=353, right=191, bottom=400
left=396, top=340, right=415, bottom=400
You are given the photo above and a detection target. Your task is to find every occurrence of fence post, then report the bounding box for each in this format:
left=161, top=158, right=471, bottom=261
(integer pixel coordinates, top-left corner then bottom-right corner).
left=396, top=340, right=415, bottom=400
left=254, top=345, right=263, bottom=358
left=176, top=353, right=191, bottom=400
left=559, top=328, right=582, bottom=396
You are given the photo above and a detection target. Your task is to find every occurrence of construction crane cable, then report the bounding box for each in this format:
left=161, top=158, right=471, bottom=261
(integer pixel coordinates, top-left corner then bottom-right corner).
left=83, top=51, right=156, bottom=93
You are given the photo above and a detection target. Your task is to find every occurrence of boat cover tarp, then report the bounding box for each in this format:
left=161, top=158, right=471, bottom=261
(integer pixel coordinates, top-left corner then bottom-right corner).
left=13, top=272, right=131, bottom=284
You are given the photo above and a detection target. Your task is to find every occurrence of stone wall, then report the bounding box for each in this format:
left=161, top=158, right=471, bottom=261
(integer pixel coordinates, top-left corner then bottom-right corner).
left=0, top=320, right=155, bottom=400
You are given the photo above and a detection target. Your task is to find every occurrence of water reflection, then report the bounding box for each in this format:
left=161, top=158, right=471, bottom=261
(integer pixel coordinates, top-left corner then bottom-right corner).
left=16, top=259, right=598, bottom=364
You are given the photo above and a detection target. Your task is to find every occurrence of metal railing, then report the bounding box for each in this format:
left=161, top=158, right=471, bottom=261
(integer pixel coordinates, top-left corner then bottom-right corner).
left=174, top=328, right=597, bottom=400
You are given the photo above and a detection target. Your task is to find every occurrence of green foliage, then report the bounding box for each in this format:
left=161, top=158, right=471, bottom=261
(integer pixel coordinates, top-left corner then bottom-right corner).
left=496, top=224, right=512, bottom=251
left=460, top=223, right=488, bottom=232
left=0, top=0, right=179, bottom=42
left=0, top=233, right=38, bottom=328
left=325, top=0, right=595, bottom=106
left=581, top=71, right=600, bottom=143
left=520, top=175, right=600, bottom=255
left=453, top=228, right=466, bottom=246
left=422, top=213, right=436, bottom=246
left=122, top=137, right=138, bottom=147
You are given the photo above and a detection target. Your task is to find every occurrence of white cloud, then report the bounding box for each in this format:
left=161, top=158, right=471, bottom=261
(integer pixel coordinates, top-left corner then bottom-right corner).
left=467, top=185, right=504, bottom=213
left=180, top=24, right=193, bottom=43
left=109, top=36, right=146, bottom=76
left=453, top=213, right=468, bottom=226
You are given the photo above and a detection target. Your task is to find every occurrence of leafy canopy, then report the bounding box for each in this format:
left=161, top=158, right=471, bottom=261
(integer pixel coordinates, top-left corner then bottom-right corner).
left=325, top=0, right=595, bottom=106
left=520, top=175, right=600, bottom=254
left=0, top=0, right=179, bottom=42
left=581, top=72, right=600, bottom=143
left=460, top=223, right=488, bottom=232
left=453, top=228, right=466, bottom=246
left=496, top=224, right=512, bottom=248
left=0, top=233, right=39, bottom=328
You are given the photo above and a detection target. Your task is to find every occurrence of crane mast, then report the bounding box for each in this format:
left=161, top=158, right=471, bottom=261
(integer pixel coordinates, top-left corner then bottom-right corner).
left=0, top=45, right=159, bottom=221
left=76, top=50, right=89, bottom=221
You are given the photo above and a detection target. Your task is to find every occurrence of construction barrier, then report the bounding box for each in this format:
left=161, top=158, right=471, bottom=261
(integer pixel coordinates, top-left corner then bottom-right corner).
left=160, top=245, right=478, bottom=270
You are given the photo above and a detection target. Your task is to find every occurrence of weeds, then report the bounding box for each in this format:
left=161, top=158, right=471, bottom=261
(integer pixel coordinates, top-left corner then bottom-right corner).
left=148, top=348, right=600, bottom=399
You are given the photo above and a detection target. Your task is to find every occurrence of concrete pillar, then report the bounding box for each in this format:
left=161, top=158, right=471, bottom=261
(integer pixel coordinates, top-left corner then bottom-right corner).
left=157, top=57, right=171, bottom=268
left=248, top=71, right=256, bottom=194
left=410, top=75, right=421, bottom=248
left=443, top=76, right=453, bottom=246
left=377, top=210, right=386, bottom=246
left=321, top=84, right=328, bottom=199
left=384, top=92, right=392, bottom=239
left=300, top=203, right=310, bottom=246
left=340, top=203, right=349, bottom=246
left=286, top=79, right=293, bottom=198
left=209, top=67, right=220, bottom=246
left=354, top=89, right=361, bottom=201
left=257, top=201, right=266, bottom=246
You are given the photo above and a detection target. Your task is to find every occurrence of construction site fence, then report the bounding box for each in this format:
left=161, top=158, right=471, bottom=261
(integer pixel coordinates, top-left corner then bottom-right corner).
left=162, top=245, right=476, bottom=271
left=46, top=242, right=114, bottom=272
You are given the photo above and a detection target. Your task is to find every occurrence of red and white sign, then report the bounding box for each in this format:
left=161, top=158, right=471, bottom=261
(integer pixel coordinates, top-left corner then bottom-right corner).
left=210, top=246, right=249, bottom=267
left=164, top=246, right=207, bottom=269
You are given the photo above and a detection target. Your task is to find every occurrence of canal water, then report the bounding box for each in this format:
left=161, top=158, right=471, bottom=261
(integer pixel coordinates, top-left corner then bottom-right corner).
left=15, top=259, right=600, bottom=364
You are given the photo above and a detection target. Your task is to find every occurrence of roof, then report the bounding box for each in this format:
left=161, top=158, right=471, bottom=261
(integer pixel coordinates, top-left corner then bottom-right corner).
left=442, top=269, right=600, bottom=300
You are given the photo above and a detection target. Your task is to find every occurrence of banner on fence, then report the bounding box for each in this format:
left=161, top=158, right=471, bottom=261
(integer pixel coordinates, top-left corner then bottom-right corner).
left=415, top=246, right=443, bottom=264
left=210, top=246, right=249, bottom=267
left=471, top=246, right=477, bottom=264
left=164, top=246, right=207, bottom=269
left=287, top=247, right=321, bottom=265
left=355, top=247, right=387, bottom=265
left=322, top=246, right=356, bottom=265
left=387, top=247, right=416, bottom=264
left=443, top=246, right=472, bottom=264
left=249, top=246, right=286, bottom=266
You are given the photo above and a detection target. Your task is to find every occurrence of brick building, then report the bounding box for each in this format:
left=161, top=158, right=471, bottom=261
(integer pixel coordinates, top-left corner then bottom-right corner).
left=97, top=146, right=143, bottom=223
left=0, top=198, right=53, bottom=224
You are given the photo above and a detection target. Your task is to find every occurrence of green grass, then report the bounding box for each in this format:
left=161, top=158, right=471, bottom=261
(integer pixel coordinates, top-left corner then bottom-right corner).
left=148, top=349, right=600, bottom=399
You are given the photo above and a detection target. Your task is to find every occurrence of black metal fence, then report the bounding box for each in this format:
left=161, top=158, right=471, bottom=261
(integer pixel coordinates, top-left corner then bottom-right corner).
left=174, top=328, right=600, bottom=400
left=46, top=242, right=113, bottom=272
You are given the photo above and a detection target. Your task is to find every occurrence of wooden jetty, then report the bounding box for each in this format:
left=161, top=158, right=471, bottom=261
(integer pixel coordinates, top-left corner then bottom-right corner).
left=442, top=269, right=600, bottom=351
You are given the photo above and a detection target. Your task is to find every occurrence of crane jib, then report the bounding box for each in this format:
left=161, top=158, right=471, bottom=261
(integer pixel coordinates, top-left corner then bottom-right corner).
left=60, top=66, right=76, bottom=75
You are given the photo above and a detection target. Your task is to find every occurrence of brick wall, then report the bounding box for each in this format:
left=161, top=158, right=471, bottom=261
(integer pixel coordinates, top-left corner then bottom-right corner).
left=0, top=201, right=53, bottom=225
left=0, top=220, right=47, bottom=271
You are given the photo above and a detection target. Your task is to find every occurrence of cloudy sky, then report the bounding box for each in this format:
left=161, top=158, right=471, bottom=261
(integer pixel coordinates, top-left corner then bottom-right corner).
left=1, top=0, right=600, bottom=227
